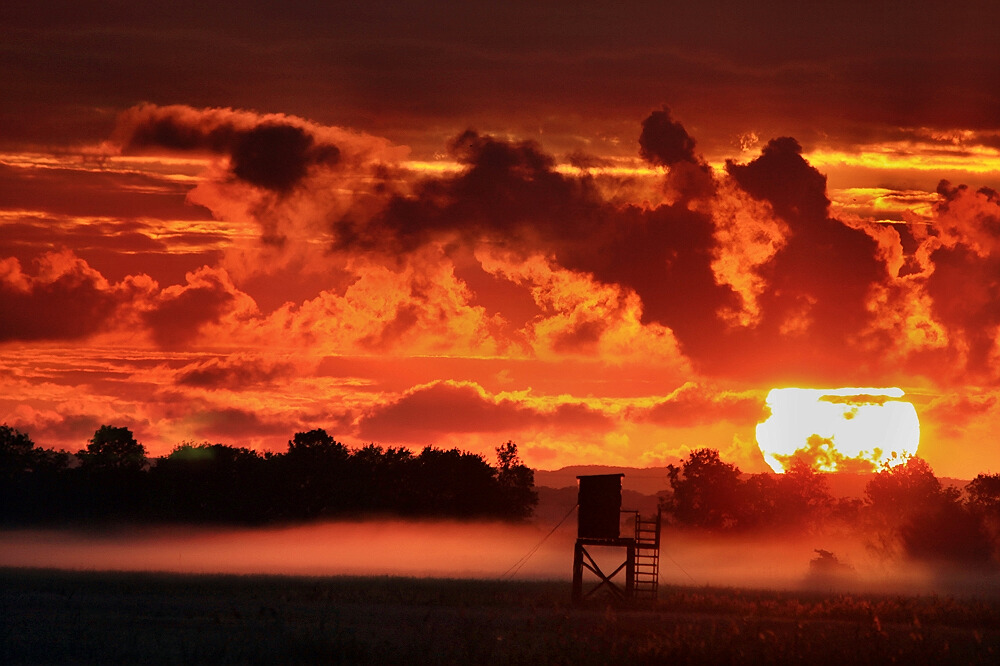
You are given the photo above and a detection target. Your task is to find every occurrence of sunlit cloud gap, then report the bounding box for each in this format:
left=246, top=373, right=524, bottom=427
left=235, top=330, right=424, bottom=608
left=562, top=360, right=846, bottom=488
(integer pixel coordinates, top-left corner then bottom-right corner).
left=807, top=146, right=1000, bottom=175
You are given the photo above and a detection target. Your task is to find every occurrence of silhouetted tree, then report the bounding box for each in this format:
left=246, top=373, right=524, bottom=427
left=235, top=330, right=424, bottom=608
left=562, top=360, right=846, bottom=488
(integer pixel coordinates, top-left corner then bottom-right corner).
left=664, top=449, right=742, bottom=529
left=288, top=429, right=350, bottom=458
left=778, top=458, right=835, bottom=527
left=865, top=456, right=992, bottom=565
left=77, top=425, right=147, bottom=473
left=0, top=424, right=73, bottom=525
left=281, top=429, right=351, bottom=519
left=150, top=443, right=270, bottom=523
left=71, top=425, right=149, bottom=521
left=346, top=443, right=414, bottom=512
left=2, top=423, right=540, bottom=525
left=737, top=460, right=836, bottom=532
left=495, top=441, right=538, bottom=520
left=965, top=473, right=1000, bottom=562
left=408, top=447, right=500, bottom=517
left=736, top=472, right=781, bottom=530
left=0, top=425, right=37, bottom=481
left=966, top=473, right=1000, bottom=515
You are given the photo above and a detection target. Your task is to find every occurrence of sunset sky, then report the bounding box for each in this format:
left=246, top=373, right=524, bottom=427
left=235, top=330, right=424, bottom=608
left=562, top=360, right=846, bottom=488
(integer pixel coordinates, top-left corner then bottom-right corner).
left=2, top=1, right=999, bottom=479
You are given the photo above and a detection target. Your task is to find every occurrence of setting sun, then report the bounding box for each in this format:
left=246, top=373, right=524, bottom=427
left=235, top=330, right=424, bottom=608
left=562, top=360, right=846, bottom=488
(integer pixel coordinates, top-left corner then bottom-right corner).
left=756, top=388, right=920, bottom=473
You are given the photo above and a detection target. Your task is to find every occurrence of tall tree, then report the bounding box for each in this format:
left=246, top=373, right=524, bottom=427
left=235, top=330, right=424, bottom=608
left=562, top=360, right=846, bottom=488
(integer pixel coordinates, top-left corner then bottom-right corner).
left=495, top=441, right=538, bottom=520
left=664, top=449, right=742, bottom=529
left=865, top=456, right=991, bottom=565
left=78, top=425, right=147, bottom=473
left=0, top=425, right=38, bottom=481
left=282, top=429, right=350, bottom=519
left=965, top=473, right=1000, bottom=562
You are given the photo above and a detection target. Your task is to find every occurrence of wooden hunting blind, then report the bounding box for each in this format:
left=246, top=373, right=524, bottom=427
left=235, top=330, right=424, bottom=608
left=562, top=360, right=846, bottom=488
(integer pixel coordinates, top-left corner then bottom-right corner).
left=572, top=474, right=660, bottom=603
left=577, top=473, right=623, bottom=539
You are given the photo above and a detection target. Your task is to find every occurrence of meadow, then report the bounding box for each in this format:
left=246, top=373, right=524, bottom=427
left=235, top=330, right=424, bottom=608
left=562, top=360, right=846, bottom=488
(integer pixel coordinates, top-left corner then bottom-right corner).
left=3, top=567, right=999, bottom=664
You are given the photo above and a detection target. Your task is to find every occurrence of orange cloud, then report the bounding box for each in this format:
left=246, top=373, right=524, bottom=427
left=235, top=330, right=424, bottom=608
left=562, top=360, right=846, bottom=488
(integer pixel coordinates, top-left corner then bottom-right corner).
left=356, top=380, right=615, bottom=443
left=634, top=383, right=766, bottom=428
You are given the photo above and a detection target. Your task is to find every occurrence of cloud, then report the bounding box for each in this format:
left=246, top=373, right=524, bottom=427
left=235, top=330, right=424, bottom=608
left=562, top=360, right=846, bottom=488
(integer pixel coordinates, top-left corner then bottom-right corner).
left=142, top=266, right=254, bottom=349
left=113, top=104, right=341, bottom=193
left=187, top=407, right=296, bottom=442
left=334, top=124, right=739, bottom=365
left=91, top=104, right=1000, bottom=390
left=727, top=137, right=830, bottom=221
left=334, top=129, right=604, bottom=254
left=107, top=104, right=411, bottom=279
left=356, top=380, right=614, bottom=443
left=638, top=106, right=698, bottom=166
left=234, top=248, right=501, bottom=358
left=175, top=354, right=296, bottom=389
left=3, top=404, right=103, bottom=450
left=0, top=251, right=123, bottom=342
left=634, top=383, right=766, bottom=427
left=915, top=183, right=1000, bottom=377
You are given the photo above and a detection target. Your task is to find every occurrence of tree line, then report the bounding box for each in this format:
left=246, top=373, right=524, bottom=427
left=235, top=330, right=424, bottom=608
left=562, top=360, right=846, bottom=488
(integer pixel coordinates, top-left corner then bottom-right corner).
left=662, top=449, right=1000, bottom=567
left=0, top=424, right=538, bottom=525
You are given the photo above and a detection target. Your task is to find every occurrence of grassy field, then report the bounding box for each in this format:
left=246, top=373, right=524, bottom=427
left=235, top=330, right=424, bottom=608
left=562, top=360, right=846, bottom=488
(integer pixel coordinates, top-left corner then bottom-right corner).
left=3, top=567, right=1000, bottom=664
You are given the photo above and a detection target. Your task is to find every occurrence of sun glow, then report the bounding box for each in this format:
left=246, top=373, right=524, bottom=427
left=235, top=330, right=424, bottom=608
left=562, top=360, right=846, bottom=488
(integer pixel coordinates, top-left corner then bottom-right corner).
left=756, top=388, right=920, bottom=473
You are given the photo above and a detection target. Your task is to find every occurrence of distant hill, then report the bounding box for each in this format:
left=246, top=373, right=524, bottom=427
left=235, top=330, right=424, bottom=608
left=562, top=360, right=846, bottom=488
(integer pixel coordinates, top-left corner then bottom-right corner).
left=533, top=465, right=971, bottom=502
left=534, top=465, right=671, bottom=496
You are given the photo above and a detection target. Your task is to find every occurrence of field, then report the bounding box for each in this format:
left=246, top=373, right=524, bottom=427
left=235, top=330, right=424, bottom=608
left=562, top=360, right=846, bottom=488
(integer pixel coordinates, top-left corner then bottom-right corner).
left=3, top=568, right=1000, bottom=664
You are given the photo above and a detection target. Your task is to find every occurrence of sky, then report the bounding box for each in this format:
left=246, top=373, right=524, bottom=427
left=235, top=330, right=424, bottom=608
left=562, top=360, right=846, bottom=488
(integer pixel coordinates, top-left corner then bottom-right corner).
left=2, top=1, right=999, bottom=479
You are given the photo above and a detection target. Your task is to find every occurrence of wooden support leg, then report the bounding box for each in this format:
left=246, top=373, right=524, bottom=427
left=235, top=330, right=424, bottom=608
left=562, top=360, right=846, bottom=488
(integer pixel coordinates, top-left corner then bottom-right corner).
left=572, top=540, right=583, bottom=604
left=626, top=543, right=635, bottom=599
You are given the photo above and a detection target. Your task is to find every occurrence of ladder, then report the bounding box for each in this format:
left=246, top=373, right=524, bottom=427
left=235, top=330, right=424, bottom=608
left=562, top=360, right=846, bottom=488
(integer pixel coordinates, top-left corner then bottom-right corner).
left=632, top=510, right=660, bottom=599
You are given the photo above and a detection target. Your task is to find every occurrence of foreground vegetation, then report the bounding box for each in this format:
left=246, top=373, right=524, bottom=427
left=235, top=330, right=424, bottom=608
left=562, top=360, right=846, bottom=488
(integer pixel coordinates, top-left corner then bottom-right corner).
left=3, top=568, right=999, bottom=664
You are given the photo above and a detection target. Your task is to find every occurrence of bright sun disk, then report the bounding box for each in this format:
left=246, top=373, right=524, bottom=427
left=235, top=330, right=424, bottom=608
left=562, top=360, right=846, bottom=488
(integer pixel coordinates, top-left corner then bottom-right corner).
left=756, top=387, right=920, bottom=473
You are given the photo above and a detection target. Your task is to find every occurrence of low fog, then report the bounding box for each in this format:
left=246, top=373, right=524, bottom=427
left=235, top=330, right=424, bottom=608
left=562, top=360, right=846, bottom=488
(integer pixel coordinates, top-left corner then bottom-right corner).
left=3, top=521, right=998, bottom=597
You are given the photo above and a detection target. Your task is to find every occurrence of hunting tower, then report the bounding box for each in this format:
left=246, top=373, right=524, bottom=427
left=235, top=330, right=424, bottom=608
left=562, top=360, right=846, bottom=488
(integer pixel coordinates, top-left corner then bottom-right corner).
left=572, top=474, right=660, bottom=603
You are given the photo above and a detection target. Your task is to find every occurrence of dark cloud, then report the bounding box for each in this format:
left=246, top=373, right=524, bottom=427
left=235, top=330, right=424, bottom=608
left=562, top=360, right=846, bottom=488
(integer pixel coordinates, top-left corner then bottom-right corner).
left=356, top=381, right=613, bottom=443
left=726, top=137, right=828, bottom=221
left=189, top=407, right=294, bottom=441
left=359, top=303, right=421, bottom=351
left=5, top=0, right=997, bottom=163
left=337, top=126, right=738, bottom=358
left=638, top=106, right=698, bottom=166
left=819, top=394, right=894, bottom=407
left=331, top=116, right=908, bottom=383
left=175, top=354, right=295, bottom=389
left=333, top=130, right=591, bottom=255
left=7, top=411, right=102, bottom=450
left=143, top=268, right=242, bottom=348
left=231, top=123, right=338, bottom=191
left=114, top=104, right=341, bottom=193
left=0, top=253, right=122, bottom=342
left=926, top=244, right=1000, bottom=370
left=695, top=137, right=888, bottom=382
